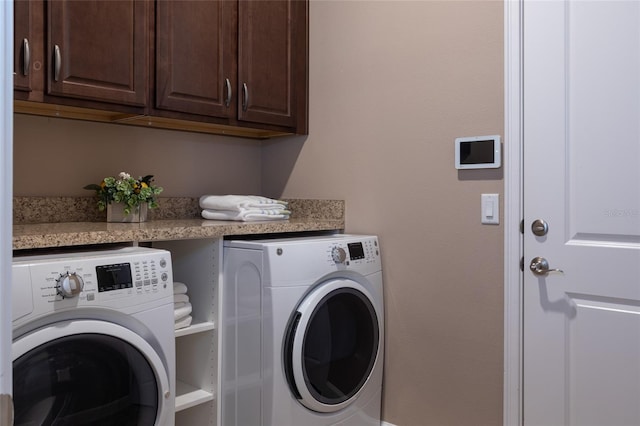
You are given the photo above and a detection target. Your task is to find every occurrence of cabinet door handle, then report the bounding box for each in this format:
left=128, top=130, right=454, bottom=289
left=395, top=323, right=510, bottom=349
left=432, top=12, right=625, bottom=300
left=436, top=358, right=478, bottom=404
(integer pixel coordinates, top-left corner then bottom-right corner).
left=224, top=78, right=232, bottom=108
left=22, top=38, right=30, bottom=76
left=242, top=83, right=248, bottom=111
left=53, top=44, right=61, bottom=82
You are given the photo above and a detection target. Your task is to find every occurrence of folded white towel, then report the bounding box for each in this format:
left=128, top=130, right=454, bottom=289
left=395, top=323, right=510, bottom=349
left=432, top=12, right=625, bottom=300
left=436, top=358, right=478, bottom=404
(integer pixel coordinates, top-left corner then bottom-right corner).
left=174, top=315, right=193, bottom=330
left=174, top=301, right=188, bottom=309
left=174, top=293, right=189, bottom=304
left=173, top=282, right=188, bottom=295
left=201, top=208, right=291, bottom=222
left=199, top=195, right=288, bottom=212
left=174, top=302, right=192, bottom=321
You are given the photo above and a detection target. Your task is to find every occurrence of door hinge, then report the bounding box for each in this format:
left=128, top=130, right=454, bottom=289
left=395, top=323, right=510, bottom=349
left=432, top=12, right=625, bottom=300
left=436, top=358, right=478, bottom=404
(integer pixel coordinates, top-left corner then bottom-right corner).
left=520, top=257, right=525, bottom=271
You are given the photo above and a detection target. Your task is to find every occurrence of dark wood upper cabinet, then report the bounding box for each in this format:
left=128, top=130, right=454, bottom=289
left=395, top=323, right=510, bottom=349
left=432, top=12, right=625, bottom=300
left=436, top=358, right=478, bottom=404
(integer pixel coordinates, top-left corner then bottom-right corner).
left=155, top=0, right=237, bottom=118
left=14, top=0, right=44, bottom=100
left=47, top=0, right=149, bottom=107
left=14, top=0, right=32, bottom=93
left=238, top=0, right=307, bottom=132
left=14, top=0, right=308, bottom=137
left=155, top=0, right=308, bottom=134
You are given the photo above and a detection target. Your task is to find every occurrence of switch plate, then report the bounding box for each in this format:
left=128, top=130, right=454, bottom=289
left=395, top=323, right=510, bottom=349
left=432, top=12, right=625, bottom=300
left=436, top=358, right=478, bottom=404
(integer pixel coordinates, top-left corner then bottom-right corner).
left=481, top=193, right=499, bottom=225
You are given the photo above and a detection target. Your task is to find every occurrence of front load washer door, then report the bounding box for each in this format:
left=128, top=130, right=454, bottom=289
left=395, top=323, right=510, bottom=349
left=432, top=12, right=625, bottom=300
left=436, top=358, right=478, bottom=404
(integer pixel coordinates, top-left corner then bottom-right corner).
left=12, top=320, right=171, bottom=426
left=284, top=279, right=380, bottom=413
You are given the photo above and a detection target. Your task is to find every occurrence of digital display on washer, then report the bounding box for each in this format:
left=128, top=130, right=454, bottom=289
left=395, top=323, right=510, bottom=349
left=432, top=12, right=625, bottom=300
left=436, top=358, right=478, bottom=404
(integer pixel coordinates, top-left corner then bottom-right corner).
left=96, top=263, right=133, bottom=292
left=347, top=242, right=365, bottom=260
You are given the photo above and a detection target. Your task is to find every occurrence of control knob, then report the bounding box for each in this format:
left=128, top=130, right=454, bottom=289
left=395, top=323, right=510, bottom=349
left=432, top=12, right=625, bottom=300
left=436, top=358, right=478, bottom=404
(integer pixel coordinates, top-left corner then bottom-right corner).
left=331, top=247, right=347, bottom=264
left=56, top=272, right=84, bottom=298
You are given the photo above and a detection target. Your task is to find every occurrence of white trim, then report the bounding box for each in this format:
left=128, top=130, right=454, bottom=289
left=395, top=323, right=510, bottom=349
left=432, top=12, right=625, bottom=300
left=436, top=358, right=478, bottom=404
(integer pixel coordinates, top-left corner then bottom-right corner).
left=0, top=0, right=14, bottom=403
left=503, top=0, right=524, bottom=426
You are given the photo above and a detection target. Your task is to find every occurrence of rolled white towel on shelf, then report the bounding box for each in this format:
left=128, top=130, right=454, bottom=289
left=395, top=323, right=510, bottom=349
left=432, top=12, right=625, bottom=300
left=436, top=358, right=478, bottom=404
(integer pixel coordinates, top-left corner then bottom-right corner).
left=175, top=315, right=193, bottom=330
left=174, top=293, right=189, bottom=304
left=199, top=195, right=288, bottom=212
left=201, top=208, right=291, bottom=222
left=174, top=302, right=192, bottom=321
left=173, top=282, right=188, bottom=295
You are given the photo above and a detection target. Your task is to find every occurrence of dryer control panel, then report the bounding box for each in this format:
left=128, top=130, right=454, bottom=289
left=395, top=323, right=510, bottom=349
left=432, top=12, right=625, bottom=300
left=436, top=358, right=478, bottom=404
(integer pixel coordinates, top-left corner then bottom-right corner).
left=328, top=238, right=379, bottom=267
left=225, top=234, right=382, bottom=285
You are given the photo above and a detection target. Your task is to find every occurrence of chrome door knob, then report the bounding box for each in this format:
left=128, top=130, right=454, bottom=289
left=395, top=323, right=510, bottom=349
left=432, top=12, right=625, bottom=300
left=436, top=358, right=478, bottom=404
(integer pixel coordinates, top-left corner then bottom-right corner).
left=529, top=257, right=564, bottom=276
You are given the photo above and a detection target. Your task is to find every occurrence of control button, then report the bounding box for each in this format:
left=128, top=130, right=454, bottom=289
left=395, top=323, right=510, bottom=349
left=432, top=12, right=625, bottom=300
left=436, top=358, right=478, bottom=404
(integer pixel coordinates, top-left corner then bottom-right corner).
left=331, top=246, right=347, bottom=264
left=56, top=272, right=84, bottom=298
left=161, top=272, right=168, bottom=282
left=86, top=293, right=95, bottom=301
left=159, top=258, right=166, bottom=268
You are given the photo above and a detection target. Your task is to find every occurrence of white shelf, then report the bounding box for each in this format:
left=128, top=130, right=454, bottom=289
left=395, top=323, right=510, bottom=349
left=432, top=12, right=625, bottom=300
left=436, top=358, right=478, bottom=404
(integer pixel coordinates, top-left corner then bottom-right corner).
left=155, top=238, right=221, bottom=426
left=175, top=379, right=215, bottom=412
left=175, top=320, right=216, bottom=338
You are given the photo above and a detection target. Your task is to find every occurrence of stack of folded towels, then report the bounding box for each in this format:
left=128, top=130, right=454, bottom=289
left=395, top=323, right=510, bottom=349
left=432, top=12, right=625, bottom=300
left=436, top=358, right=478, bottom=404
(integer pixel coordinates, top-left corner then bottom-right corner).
left=174, top=281, right=192, bottom=330
left=199, top=195, right=291, bottom=222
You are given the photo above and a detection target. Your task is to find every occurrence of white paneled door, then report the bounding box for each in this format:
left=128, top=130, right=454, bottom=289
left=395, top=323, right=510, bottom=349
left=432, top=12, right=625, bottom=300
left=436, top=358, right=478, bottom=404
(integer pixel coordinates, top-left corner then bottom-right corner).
left=523, top=1, right=640, bottom=425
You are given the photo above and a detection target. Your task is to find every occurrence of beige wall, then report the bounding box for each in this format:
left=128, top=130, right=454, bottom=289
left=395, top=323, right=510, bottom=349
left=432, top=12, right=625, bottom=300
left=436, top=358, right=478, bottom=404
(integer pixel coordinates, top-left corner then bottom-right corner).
left=262, top=1, right=504, bottom=425
left=13, top=1, right=504, bottom=425
left=13, top=114, right=263, bottom=197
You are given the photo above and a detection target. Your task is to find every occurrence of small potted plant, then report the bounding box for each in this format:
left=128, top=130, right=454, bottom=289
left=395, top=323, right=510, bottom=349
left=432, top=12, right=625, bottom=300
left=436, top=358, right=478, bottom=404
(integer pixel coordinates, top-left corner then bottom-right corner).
left=84, top=172, right=163, bottom=222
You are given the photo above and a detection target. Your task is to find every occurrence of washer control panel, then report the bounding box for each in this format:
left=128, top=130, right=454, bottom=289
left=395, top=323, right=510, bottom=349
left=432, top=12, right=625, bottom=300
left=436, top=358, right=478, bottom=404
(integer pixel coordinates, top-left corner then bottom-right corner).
left=12, top=247, right=173, bottom=322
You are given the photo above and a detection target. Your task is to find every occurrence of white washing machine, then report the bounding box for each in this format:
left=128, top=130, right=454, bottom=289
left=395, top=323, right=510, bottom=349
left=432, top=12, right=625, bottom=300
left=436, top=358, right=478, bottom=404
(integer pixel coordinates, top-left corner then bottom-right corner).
left=11, top=246, right=176, bottom=426
left=222, top=234, right=384, bottom=426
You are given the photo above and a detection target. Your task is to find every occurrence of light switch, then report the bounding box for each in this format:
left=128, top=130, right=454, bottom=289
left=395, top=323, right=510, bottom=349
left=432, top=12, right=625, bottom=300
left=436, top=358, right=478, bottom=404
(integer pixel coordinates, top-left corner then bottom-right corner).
left=481, top=194, right=499, bottom=225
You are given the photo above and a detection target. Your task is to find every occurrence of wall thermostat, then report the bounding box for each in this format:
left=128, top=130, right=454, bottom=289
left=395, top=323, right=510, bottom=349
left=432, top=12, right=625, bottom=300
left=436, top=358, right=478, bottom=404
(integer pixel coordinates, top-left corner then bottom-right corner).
left=455, top=135, right=501, bottom=169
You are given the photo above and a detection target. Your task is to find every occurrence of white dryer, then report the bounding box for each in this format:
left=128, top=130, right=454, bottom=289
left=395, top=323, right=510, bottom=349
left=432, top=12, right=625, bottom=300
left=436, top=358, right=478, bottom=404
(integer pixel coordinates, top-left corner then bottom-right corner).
left=222, top=234, right=384, bottom=426
left=11, top=246, right=176, bottom=426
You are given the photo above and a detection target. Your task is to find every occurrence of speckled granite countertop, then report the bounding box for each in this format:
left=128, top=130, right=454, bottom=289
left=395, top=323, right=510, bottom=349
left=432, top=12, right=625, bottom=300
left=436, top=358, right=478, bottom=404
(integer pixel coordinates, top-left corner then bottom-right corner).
left=13, top=197, right=345, bottom=250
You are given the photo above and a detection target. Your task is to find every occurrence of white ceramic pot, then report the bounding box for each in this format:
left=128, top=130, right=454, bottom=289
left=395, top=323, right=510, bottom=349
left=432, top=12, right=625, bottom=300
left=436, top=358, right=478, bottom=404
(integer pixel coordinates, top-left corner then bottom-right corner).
left=106, top=203, right=148, bottom=223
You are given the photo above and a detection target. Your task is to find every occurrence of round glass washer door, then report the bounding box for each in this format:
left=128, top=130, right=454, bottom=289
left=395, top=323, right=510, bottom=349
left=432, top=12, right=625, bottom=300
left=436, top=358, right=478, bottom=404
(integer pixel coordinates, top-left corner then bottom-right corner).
left=12, top=320, right=171, bottom=426
left=284, top=279, right=380, bottom=413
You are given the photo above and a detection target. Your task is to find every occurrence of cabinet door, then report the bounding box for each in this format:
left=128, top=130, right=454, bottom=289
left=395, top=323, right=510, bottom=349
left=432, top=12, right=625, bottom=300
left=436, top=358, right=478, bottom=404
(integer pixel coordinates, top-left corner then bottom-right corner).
left=156, top=0, right=237, bottom=118
left=238, top=0, right=308, bottom=132
left=47, top=0, right=148, bottom=106
left=14, top=0, right=32, bottom=92
left=14, top=0, right=43, bottom=98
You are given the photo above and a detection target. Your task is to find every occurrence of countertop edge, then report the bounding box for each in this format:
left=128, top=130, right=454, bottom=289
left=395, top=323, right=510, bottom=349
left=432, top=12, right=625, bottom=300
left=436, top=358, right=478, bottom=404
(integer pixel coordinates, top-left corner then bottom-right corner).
left=13, top=217, right=345, bottom=251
